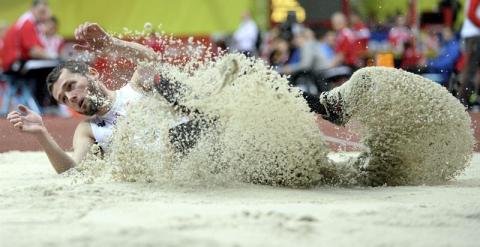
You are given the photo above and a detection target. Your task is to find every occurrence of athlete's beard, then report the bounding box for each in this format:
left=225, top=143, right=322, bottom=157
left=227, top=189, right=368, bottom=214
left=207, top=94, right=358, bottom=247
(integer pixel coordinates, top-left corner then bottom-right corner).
left=83, top=78, right=111, bottom=116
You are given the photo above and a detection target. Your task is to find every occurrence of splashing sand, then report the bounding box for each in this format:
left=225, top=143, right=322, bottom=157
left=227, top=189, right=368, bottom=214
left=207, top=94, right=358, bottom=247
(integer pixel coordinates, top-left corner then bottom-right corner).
left=75, top=30, right=474, bottom=188
left=78, top=54, right=336, bottom=188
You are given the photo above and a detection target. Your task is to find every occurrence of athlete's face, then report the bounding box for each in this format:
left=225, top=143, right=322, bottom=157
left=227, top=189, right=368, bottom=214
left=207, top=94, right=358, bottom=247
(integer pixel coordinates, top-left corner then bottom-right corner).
left=51, top=68, right=107, bottom=116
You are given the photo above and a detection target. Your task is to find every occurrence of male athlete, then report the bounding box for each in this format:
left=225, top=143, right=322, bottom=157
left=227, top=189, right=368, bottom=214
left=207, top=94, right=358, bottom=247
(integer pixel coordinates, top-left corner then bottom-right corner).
left=6, top=22, right=201, bottom=173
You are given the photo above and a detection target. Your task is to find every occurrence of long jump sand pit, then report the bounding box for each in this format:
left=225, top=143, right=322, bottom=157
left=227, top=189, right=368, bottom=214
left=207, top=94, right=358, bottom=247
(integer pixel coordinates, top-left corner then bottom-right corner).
left=1, top=151, right=479, bottom=247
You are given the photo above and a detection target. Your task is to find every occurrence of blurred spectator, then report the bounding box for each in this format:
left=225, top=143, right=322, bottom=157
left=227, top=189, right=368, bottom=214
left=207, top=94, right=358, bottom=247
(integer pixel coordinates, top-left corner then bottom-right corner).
left=330, top=12, right=360, bottom=68
left=423, top=27, right=460, bottom=84
left=232, top=11, right=258, bottom=56
left=1, top=0, right=65, bottom=116
left=260, top=26, right=279, bottom=61
left=278, top=28, right=329, bottom=75
left=419, top=28, right=440, bottom=57
left=439, top=0, right=462, bottom=27
left=268, top=37, right=290, bottom=67
left=211, top=32, right=228, bottom=55
left=39, top=16, right=64, bottom=59
left=0, top=20, right=8, bottom=70
left=317, top=30, right=336, bottom=65
left=1, top=0, right=53, bottom=73
left=279, top=11, right=303, bottom=43
left=350, top=12, right=370, bottom=56
left=459, top=0, right=480, bottom=108
left=388, top=15, right=413, bottom=54
left=0, top=20, right=7, bottom=98
left=400, top=40, right=424, bottom=71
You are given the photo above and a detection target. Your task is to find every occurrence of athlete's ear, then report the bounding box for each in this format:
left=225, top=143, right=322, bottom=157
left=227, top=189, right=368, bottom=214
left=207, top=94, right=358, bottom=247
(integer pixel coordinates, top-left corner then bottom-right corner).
left=88, top=67, right=100, bottom=78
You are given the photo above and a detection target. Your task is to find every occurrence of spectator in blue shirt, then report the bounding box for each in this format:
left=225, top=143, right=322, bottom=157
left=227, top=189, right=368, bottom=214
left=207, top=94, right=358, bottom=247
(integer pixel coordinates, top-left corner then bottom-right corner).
left=425, top=27, right=461, bottom=84
left=317, top=30, right=336, bottom=65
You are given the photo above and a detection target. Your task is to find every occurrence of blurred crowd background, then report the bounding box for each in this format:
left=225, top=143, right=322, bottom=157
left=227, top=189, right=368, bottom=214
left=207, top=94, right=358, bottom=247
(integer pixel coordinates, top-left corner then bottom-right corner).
left=1, top=0, right=479, bottom=118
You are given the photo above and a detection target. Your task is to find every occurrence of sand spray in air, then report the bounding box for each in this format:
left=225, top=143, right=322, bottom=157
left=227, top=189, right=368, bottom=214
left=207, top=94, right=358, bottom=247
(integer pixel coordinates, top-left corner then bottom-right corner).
left=72, top=25, right=474, bottom=187
left=72, top=27, right=345, bottom=187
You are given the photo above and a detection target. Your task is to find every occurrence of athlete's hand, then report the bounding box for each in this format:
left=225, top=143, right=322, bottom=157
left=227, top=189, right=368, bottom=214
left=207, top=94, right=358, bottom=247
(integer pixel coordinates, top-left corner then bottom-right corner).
left=6, top=105, right=46, bottom=135
left=73, top=22, right=112, bottom=53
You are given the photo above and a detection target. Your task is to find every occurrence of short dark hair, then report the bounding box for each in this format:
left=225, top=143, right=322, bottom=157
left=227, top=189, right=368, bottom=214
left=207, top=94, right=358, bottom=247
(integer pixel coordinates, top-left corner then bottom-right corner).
left=49, top=15, right=58, bottom=25
left=32, top=0, right=48, bottom=7
left=46, top=61, right=90, bottom=96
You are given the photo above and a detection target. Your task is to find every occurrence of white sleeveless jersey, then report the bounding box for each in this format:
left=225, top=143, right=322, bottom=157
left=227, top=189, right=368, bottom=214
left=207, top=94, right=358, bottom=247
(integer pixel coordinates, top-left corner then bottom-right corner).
left=89, top=84, right=143, bottom=151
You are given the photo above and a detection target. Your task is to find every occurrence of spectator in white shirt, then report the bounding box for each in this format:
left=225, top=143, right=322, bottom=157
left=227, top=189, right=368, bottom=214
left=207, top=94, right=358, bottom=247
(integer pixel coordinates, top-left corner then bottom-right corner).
left=232, top=11, right=258, bottom=56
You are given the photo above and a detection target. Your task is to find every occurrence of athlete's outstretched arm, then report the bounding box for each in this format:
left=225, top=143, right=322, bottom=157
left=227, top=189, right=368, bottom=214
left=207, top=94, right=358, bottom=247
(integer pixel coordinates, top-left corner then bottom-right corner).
left=7, top=105, right=95, bottom=174
left=73, top=22, right=158, bottom=62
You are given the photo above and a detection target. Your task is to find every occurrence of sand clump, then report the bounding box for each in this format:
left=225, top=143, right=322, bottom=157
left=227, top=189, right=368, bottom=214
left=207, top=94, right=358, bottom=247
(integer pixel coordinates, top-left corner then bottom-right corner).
left=321, top=67, right=475, bottom=186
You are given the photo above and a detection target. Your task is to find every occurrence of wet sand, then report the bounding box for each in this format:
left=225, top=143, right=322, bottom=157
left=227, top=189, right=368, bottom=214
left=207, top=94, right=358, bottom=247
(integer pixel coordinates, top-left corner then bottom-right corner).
left=1, top=151, right=479, bottom=247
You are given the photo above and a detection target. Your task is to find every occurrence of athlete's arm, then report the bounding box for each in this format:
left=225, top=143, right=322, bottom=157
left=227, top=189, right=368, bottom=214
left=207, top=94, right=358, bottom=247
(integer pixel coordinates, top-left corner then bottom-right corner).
left=129, top=63, right=158, bottom=93
left=72, top=22, right=158, bottom=62
left=73, top=22, right=162, bottom=93
left=108, top=37, right=158, bottom=62
left=6, top=105, right=95, bottom=174
left=71, top=121, right=96, bottom=167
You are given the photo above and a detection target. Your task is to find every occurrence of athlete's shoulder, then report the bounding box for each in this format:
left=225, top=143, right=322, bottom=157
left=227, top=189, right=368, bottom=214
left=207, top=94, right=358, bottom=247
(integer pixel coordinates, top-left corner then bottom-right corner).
left=75, top=120, right=95, bottom=139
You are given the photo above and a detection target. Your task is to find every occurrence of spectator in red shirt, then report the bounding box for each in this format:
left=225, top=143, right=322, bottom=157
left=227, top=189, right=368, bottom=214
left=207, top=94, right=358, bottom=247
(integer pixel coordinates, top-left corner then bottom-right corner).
left=1, top=0, right=52, bottom=73
left=330, top=12, right=360, bottom=68
left=0, top=20, right=8, bottom=70
left=388, top=15, right=413, bottom=54
left=399, top=40, right=424, bottom=71
left=350, top=13, right=370, bottom=56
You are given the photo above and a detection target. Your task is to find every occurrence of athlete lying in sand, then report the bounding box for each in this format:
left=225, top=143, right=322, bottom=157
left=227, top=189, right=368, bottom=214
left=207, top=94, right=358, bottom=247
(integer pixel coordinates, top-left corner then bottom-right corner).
left=6, top=22, right=336, bottom=175
left=6, top=23, right=202, bottom=173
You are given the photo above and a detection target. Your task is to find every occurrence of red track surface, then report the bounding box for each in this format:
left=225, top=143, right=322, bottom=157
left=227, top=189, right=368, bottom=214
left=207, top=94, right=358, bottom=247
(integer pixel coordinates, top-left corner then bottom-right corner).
left=1, top=114, right=479, bottom=153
